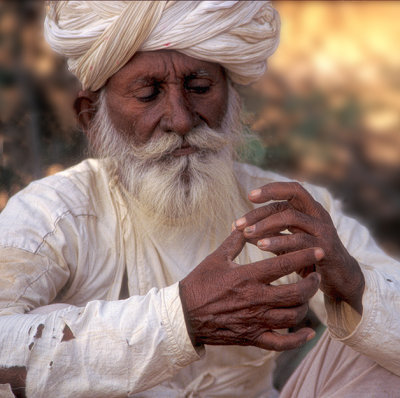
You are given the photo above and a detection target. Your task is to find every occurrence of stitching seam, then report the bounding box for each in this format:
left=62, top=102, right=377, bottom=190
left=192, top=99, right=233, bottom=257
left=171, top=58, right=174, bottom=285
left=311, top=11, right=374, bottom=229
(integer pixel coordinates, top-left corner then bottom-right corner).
left=34, top=211, right=95, bottom=254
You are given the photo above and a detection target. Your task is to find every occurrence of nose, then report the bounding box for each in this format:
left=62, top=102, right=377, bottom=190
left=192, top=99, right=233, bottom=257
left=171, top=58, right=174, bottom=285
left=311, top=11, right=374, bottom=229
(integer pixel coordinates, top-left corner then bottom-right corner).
left=160, top=87, right=197, bottom=136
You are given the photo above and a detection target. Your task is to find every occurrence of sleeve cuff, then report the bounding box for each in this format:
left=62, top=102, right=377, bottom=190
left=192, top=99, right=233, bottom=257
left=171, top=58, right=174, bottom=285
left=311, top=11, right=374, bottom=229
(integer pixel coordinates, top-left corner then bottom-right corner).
left=0, top=384, right=15, bottom=398
left=160, top=283, right=204, bottom=367
left=325, top=265, right=376, bottom=343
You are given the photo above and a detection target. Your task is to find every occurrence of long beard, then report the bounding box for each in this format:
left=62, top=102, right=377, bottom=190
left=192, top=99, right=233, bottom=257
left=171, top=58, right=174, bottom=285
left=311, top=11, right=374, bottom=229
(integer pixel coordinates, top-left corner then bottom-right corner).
left=88, top=84, right=248, bottom=229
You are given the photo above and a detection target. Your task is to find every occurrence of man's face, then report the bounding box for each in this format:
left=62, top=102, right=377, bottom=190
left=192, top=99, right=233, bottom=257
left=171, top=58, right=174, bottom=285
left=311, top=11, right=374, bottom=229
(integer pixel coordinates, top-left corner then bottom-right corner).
left=104, top=50, right=229, bottom=147
left=89, top=50, right=244, bottom=228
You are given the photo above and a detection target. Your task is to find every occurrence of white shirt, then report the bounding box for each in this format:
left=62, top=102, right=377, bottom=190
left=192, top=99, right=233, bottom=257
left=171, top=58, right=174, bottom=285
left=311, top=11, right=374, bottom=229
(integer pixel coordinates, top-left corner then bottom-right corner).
left=0, top=159, right=399, bottom=397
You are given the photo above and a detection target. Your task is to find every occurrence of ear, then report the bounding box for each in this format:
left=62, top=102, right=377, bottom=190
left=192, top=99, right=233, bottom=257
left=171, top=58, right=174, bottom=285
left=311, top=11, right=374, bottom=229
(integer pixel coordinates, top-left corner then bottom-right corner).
left=73, top=90, right=100, bottom=135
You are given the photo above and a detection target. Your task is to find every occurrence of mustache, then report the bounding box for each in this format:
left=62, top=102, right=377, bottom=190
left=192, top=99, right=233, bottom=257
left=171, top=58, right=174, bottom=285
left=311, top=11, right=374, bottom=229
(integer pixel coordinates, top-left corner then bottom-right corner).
left=124, top=124, right=234, bottom=163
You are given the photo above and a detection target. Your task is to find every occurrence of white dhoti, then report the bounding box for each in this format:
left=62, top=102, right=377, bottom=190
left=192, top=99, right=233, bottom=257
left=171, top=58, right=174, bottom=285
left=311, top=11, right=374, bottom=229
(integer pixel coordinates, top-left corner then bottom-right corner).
left=281, top=331, right=400, bottom=398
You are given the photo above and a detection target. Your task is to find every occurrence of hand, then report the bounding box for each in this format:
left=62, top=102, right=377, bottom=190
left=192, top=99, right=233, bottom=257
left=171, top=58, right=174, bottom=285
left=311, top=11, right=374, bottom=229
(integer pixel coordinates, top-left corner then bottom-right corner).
left=234, top=182, right=365, bottom=314
left=179, top=229, right=323, bottom=351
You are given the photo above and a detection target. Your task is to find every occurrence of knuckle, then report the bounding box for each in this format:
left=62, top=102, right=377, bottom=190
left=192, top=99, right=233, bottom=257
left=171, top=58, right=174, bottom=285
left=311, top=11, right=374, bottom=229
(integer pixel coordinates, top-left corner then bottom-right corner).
left=314, top=201, right=329, bottom=218
left=300, top=233, right=313, bottom=248
left=291, top=182, right=305, bottom=197
left=294, top=283, right=307, bottom=304
left=278, top=256, right=295, bottom=275
left=286, top=208, right=296, bottom=219
left=292, top=233, right=303, bottom=246
left=254, top=206, right=267, bottom=220
left=298, top=304, right=309, bottom=321
left=293, top=309, right=305, bottom=324
left=271, top=338, right=285, bottom=351
left=314, top=201, right=325, bottom=213
left=292, top=182, right=303, bottom=191
left=274, top=201, right=290, bottom=213
left=279, top=209, right=293, bottom=229
left=286, top=309, right=299, bottom=324
left=305, top=233, right=316, bottom=246
left=246, top=206, right=265, bottom=224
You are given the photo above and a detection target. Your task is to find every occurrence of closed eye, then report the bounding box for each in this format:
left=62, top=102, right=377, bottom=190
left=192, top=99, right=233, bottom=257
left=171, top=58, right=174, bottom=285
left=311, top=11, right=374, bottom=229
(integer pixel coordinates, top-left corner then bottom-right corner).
left=187, top=85, right=210, bottom=94
left=185, top=77, right=211, bottom=94
left=133, top=83, right=161, bottom=102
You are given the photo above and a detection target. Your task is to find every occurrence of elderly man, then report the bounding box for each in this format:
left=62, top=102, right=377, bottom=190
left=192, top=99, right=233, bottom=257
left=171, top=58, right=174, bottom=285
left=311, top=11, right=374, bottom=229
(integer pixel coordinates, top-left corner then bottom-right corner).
left=0, top=1, right=399, bottom=397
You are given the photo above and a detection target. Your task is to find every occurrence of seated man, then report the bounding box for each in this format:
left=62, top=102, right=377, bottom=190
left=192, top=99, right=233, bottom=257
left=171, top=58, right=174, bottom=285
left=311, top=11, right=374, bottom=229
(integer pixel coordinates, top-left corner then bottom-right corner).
left=0, top=1, right=399, bottom=397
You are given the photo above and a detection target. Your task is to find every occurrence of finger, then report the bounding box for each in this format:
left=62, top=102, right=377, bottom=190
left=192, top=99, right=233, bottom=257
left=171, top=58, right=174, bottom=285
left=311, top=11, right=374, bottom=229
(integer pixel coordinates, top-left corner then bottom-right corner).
left=243, top=208, right=319, bottom=239
left=254, top=327, right=316, bottom=351
left=244, top=247, right=324, bottom=283
left=217, top=229, right=246, bottom=262
left=297, top=265, right=316, bottom=279
left=257, top=232, right=318, bottom=254
left=245, top=232, right=288, bottom=248
left=234, top=201, right=291, bottom=230
left=248, top=182, right=322, bottom=216
left=264, top=272, right=321, bottom=307
left=263, top=303, right=309, bottom=329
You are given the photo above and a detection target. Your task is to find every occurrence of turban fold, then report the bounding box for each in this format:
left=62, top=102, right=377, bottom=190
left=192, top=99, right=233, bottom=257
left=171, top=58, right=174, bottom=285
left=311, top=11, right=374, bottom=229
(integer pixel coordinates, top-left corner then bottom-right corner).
left=45, top=1, right=280, bottom=91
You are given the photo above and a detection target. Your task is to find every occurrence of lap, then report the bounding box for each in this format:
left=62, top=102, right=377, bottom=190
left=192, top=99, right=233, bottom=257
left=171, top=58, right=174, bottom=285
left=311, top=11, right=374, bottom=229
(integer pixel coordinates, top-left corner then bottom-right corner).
left=280, top=330, right=400, bottom=398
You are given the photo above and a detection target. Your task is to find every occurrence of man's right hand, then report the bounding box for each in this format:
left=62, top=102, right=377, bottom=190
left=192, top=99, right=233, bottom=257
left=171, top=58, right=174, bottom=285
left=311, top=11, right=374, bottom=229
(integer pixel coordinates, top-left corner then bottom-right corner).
left=179, top=229, right=323, bottom=351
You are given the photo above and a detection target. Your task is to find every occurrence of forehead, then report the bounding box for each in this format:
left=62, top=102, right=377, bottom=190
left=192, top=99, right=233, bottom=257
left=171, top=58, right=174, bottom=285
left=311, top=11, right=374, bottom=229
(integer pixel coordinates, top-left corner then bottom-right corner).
left=107, top=50, right=225, bottom=85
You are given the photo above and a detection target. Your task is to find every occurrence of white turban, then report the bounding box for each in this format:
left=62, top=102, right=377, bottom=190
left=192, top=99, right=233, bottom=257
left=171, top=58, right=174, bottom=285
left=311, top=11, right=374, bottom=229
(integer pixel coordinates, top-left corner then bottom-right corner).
left=44, top=1, right=280, bottom=91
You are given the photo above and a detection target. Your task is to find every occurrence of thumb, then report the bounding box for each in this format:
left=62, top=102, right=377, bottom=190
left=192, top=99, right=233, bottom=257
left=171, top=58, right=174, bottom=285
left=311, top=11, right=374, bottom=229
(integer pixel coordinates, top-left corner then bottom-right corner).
left=217, top=229, right=246, bottom=261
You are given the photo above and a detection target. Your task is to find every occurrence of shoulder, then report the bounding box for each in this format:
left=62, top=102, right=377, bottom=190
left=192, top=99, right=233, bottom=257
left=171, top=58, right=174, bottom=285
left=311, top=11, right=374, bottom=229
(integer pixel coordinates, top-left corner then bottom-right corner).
left=0, top=159, right=113, bottom=252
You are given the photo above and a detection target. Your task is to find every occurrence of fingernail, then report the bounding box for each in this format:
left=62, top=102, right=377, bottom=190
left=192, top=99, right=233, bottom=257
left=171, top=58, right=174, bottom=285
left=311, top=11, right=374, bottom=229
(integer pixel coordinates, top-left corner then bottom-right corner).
left=244, top=225, right=255, bottom=234
left=314, top=248, right=325, bottom=261
left=235, top=217, right=246, bottom=228
left=257, top=238, right=270, bottom=248
left=249, top=189, right=261, bottom=199
left=231, top=222, right=236, bottom=231
left=306, top=331, right=316, bottom=342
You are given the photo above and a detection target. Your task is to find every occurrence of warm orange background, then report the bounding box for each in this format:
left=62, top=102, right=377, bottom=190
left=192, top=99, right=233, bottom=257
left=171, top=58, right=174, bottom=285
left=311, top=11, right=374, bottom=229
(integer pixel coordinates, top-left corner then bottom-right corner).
left=0, top=1, right=399, bottom=255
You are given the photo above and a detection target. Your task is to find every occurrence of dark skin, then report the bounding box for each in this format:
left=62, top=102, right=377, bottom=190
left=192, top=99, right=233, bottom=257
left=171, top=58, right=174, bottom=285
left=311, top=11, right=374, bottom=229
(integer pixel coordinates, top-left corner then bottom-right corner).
left=75, top=50, right=365, bottom=351
left=236, top=182, right=365, bottom=314
left=0, top=51, right=366, bottom=394
left=76, top=50, right=228, bottom=144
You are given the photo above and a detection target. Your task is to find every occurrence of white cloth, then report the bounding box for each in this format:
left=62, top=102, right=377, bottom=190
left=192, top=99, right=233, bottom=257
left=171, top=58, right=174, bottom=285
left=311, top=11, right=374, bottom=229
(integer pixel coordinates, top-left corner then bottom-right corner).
left=281, top=329, right=400, bottom=398
left=44, top=1, right=280, bottom=90
left=0, top=159, right=399, bottom=397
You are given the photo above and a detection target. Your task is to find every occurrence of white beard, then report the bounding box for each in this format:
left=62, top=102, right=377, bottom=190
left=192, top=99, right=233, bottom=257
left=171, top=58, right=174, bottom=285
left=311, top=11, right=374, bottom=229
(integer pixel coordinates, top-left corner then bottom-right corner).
left=88, top=83, right=248, bottom=229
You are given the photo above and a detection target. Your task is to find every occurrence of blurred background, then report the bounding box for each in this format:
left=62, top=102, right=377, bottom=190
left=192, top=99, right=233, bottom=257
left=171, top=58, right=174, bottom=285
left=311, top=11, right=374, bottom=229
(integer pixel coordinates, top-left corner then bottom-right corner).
left=0, top=1, right=399, bottom=257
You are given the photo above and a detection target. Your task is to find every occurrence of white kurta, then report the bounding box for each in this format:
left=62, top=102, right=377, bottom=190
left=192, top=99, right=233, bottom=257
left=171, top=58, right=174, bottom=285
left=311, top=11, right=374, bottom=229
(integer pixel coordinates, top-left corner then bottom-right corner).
left=0, top=159, right=399, bottom=397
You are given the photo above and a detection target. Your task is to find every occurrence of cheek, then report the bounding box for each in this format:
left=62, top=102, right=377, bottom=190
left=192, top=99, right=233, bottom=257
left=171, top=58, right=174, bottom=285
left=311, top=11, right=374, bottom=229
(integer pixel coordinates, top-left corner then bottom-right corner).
left=199, top=94, right=228, bottom=128
left=107, top=101, right=161, bottom=144
left=201, top=82, right=229, bottom=128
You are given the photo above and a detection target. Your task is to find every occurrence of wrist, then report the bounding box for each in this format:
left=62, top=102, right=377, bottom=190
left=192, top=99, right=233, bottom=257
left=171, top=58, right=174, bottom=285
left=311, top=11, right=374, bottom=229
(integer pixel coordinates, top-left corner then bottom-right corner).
left=342, top=258, right=365, bottom=315
left=178, top=280, right=200, bottom=347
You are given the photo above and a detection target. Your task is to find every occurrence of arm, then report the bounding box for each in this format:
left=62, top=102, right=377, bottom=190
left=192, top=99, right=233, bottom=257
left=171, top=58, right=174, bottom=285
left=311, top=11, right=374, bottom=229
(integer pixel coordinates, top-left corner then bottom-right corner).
left=0, top=247, right=200, bottom=398
left=234, top=181, right=400, bottom=375
left=0, top=172, right=200, bottom=398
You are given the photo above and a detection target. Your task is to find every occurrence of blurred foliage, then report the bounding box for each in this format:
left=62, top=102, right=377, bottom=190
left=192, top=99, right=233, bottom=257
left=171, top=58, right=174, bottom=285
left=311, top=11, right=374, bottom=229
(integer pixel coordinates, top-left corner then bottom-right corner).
left=0, top=0, right=86, bottom=208
left=0, top=1, right=399, bottom=256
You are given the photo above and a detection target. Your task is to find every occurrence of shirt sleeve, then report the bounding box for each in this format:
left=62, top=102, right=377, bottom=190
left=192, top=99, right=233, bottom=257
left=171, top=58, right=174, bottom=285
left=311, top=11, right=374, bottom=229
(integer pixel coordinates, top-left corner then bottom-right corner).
left=304, top=182, right=400, bottom=376
left=0, top=172, right=202, bottom=397
left=0, top=247, right=201, bottom=397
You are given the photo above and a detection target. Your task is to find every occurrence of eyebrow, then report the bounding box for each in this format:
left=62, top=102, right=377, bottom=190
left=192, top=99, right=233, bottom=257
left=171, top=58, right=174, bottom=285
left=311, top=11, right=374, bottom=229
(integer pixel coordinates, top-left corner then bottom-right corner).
left=128, top=77, right=156, bottom=86
left=125, top=77, right=158, bottom=93
left=188, top=69, right=211, bottom=78
left=127, top=69, right=213, bottom=89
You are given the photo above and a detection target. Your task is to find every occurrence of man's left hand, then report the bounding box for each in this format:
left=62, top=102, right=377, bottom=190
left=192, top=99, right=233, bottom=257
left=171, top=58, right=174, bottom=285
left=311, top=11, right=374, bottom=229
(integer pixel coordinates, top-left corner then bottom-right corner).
left=234, top=182, right=365, bottom=314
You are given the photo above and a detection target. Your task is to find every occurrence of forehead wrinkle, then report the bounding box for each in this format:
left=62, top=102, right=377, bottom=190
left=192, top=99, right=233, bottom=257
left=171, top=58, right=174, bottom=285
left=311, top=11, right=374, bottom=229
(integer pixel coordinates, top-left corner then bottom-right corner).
left=127, top=69, right=211, bottom=89
left=128, top=77, right=157, bottom=88
left=123, top=61, right=217, bottom=92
